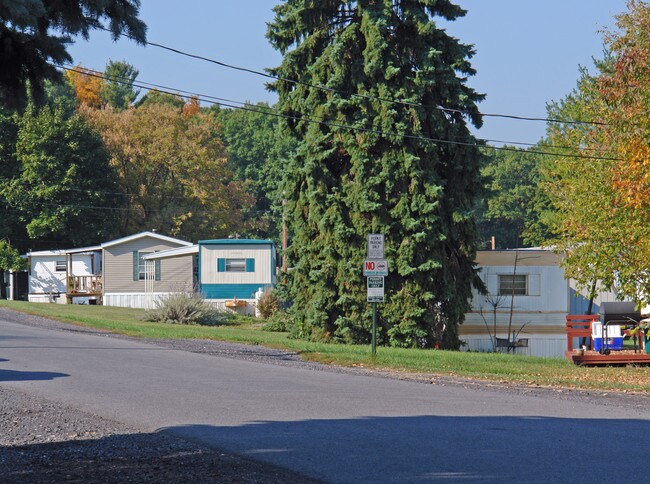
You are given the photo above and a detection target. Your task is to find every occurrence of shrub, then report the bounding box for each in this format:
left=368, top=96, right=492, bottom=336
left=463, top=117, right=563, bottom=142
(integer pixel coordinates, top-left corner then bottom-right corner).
left=257, top=288, right=280, bottom=319
left=262, top=310, right=291, bottom=332
left=143, top=292, right=228, bottom=326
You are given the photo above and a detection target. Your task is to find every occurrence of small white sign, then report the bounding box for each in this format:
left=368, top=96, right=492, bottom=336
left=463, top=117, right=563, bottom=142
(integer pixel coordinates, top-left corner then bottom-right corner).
left=368, top=234, right=384, bottom=259
left=367, top=276, right=385, bottom=302
left=363, top=259, right=389, bottom=276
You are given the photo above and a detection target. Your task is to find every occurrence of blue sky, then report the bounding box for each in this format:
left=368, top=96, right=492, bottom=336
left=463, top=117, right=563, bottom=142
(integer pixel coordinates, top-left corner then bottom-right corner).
left=67, top=0, right=628, bottom=146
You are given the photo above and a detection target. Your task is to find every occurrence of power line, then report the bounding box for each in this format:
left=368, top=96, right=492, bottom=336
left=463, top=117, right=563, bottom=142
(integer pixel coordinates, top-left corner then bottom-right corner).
left=98, top=26, right=606, bottom=127
left=3, top=203, right=272, bottom=216
left=69, top=63, right=609, bottom=153
left=61, top=65, right=621, bottom=162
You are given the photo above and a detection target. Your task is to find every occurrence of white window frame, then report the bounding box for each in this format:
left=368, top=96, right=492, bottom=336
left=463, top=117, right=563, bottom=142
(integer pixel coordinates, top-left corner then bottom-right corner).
left=55, top=260, right=66, bottom=272
left=138, top=252, right=151, bottom=280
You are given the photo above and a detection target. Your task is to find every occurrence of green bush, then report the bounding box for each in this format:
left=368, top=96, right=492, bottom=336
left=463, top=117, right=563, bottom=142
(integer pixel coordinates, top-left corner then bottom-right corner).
left=256, top=288, right=280, bottom=319
left=143, top=292, right=228, bottom=326
left=262, top=310, right=291, bottom=332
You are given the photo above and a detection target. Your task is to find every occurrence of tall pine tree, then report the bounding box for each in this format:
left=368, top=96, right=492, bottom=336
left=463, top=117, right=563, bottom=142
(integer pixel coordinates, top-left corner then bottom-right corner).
left=267, top=0, right=485, bottom=348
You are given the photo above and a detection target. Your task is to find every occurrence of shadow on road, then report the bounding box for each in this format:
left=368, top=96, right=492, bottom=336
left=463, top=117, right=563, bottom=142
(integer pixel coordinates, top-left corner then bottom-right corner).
left=0, top=430, right=318, bottom=483
left=160, top=415, right=650, bottom=482
left=0, top=369, right=68, bottom=382
left=3, top=414, right=650, bottom=482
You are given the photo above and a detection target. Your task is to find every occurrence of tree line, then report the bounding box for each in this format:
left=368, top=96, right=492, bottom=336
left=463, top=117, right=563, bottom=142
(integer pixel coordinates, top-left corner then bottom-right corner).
left=1, top=0, right=648, bottom=349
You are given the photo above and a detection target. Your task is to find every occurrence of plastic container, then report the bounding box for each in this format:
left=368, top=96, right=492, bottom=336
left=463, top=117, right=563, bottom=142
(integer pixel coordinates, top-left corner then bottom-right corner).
left=592, top=322, right=624, bottom=351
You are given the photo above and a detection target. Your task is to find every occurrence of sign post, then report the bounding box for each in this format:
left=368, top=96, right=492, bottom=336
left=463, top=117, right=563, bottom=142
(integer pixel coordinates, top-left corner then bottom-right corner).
left=367, top=275, right=384, bottom=355
left=366, top=234, right=386, bottom=357
left=373, top=302, right=377, bottom=356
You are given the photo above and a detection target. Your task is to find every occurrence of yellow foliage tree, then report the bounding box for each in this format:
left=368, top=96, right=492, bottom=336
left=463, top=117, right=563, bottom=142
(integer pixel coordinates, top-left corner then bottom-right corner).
left=80, top=103, right=254, bottom=241
left=182, top=96, right=201, bottom=117
left=65, top=65, right=106, bottom=109
left=598, top=0, right=650, bottom=209
left=543, top=1, right=650, bottom=304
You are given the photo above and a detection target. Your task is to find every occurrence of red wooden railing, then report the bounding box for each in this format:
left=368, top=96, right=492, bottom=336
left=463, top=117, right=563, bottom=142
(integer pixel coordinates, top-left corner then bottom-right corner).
left=566, top=314, right=599, bottom=351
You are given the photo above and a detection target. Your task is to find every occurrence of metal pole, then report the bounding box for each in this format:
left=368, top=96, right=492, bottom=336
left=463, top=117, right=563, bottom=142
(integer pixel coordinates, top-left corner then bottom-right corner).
left=372, top=302, right=377, bottom=356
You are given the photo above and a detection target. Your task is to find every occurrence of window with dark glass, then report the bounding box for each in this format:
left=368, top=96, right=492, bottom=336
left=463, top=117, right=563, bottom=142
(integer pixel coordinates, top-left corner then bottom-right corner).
left=498, top=274, right=527, bottom=296
left=138, top=252, right=151, bottom=280
left=225, top=258, right=246, bottom=272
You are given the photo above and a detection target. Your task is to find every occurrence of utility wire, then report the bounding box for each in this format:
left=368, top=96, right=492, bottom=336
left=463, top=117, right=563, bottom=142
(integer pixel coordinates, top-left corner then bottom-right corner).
left=61, top=65, right=621, bottom=162
left=98, top=26, right=606, bottom=127
left=3, top=203, right=272, bottom=216
left=72, top=61, right=609, bottom=153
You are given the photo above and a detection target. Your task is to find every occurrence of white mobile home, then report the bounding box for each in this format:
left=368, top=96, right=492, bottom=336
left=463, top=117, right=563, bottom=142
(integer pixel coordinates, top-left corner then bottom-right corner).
left=461, top=249, right=618, bottom=358
left=26, top=248, right=100, bottom=304
left=24, top=231, right=193, bottom=308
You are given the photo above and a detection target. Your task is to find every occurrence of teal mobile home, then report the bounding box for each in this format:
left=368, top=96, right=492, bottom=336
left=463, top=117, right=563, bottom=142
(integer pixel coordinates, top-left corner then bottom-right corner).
left=199, top=239, right=276, bottom=310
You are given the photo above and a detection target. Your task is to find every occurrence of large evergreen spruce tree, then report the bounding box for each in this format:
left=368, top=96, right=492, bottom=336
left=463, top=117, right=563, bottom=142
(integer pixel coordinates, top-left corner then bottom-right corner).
left=267, top=0, right=485, bottom=349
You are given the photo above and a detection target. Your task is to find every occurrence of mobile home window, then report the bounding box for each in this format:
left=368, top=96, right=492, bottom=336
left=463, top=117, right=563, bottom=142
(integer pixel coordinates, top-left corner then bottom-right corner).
left=138, top=252, right=151, bottom=280
left=498, top=274, right=527, bottom=296
left=225, top=258, right=246, bottom=272
left=55, top=260, right=66, bottom=272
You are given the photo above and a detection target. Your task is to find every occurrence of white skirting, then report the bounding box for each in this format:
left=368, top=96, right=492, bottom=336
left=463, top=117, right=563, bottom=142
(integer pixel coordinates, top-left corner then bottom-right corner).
left=29, top=294, right=65, bottom=304
left=28, top=294, right=95, bottom=305
left=104, top=292, right=172, bottom=309
left=461, top=334, right=567, bottom=358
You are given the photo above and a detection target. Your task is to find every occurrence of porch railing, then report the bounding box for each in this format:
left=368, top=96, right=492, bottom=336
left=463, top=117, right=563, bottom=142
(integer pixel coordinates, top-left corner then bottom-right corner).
left=67, top=275, right=103, bottom=295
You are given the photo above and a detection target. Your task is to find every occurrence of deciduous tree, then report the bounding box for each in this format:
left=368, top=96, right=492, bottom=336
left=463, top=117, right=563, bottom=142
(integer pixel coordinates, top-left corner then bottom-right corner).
left=211, top=103, right=297, bottom=240
left=2, top=102, right=122, bottom=248
left=82, top=103, right=254, bottom=241
left=477, top=147, right=552, bottom=249
left=65, top=65, right=105, bottom=108
left=599, top=1, right=650, bottom=211
left=542, top=1, right=650, bottom=304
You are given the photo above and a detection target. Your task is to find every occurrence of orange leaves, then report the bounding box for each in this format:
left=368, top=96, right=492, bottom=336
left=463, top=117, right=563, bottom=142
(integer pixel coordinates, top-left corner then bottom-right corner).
left=182, top=96, right=200, bottom=117
left=65, top=65, right=105, bottom=109
left=598, top=2, right=650, bottom=211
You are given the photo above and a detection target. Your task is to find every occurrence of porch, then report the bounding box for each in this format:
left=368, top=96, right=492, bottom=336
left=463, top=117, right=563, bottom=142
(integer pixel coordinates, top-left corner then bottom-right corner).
left=66, top=275, right=103, bottom=304
left=565, top=310, right=650, bottom=366
left=64, top=248, right=103, bottom=304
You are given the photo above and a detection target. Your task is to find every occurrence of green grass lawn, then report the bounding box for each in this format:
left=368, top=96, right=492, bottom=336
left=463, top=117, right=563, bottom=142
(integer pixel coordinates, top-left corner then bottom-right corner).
left=2, top=300, right=650, bottom=393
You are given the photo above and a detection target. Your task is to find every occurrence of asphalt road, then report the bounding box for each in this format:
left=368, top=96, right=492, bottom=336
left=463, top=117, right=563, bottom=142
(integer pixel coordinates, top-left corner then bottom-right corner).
left=2, top=316, right=650, bottom=483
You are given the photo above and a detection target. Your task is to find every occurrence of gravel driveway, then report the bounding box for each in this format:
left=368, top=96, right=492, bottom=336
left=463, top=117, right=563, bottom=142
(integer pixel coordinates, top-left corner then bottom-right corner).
left=1, top=307, right=647, bottom=482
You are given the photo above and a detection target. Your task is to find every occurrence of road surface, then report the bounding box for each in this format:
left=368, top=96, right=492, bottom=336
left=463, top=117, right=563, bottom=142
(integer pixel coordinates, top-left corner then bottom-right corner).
left=2, top=314, right=649, bottom=482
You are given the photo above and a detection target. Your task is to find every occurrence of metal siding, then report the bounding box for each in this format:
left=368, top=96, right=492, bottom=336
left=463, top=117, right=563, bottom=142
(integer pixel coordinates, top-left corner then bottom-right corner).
left=476, top=250, right=562, bottom=267
left=103, top=237, right=192, bottom=294
left=201, top=283, right=270, bottom=300
left=528, top=274, right=541, bottom=296
left=29, top=255, right=93, bottom=295
left=200, top=244, right=271, bottom=285
left=472, top=265, right=567, bottom=312
left=568, top=278, right=618, bottom=313
left=461, top=334, right=567, bottom=358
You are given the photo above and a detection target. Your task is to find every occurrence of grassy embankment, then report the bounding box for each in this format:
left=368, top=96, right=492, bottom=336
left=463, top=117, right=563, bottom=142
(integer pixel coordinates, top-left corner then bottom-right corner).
left=2, top=300, right=650, bottom=393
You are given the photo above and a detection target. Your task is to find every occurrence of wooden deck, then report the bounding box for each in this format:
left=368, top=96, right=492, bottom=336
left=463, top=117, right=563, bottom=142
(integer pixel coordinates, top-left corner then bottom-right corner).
left=66, top=275, right=103, bottom=304
left=565, top=350, right=650, bottom=366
